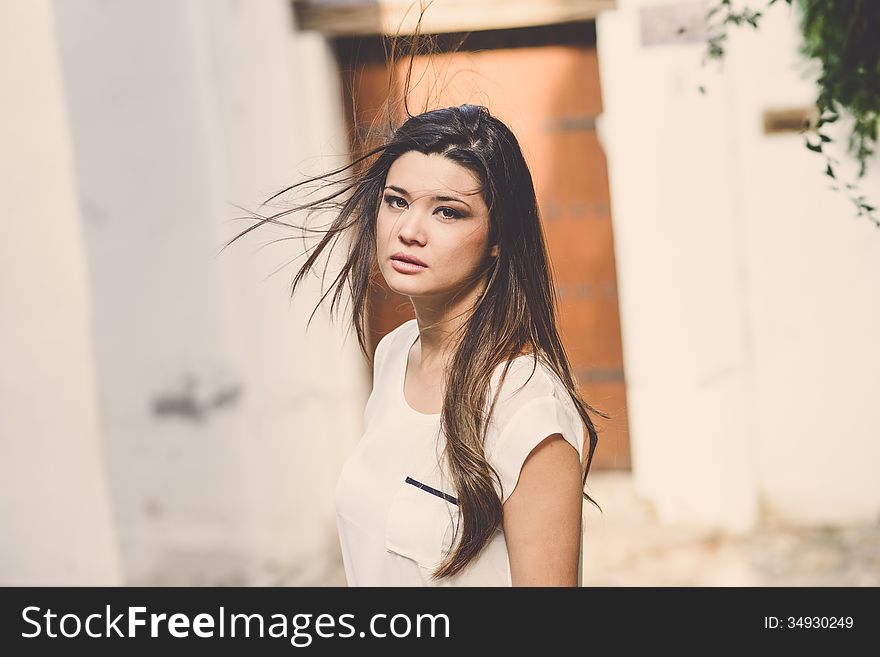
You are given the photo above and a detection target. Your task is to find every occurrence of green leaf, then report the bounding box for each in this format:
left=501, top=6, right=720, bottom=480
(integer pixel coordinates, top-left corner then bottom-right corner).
left=806, top=140, right=823, bottom=153
left=819, top=133, right=832, bottom=142
left=825, top=164, right=836, bottom=179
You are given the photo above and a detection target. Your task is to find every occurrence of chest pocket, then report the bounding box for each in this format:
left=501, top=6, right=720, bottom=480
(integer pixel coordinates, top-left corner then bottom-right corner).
left=384, top=475, right=460, bottom=572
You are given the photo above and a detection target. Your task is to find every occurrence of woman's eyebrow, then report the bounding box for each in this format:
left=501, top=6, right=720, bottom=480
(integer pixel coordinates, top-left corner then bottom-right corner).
left=384, top=185, right=472, bottom=209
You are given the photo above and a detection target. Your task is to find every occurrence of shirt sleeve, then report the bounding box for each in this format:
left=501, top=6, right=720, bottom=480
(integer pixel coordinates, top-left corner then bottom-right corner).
left=484, top=358, right=585, bottom=505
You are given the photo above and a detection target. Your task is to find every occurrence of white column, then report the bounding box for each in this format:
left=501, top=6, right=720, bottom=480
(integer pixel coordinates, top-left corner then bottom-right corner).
left=597, top=0, right=760, bottom=532
left=51, top=0, right=363, bottom=584
left=0, top=0, right=122, bottom=585
left=597, top=0, right=880, bottom=530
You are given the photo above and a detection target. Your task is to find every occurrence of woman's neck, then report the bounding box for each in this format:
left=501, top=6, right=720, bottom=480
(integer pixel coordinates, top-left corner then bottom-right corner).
left=410, top=276, right=486, bottom=371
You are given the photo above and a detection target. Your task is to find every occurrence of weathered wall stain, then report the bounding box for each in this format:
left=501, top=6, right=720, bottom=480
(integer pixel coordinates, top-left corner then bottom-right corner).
left=152, top=372, right=243, bottom=421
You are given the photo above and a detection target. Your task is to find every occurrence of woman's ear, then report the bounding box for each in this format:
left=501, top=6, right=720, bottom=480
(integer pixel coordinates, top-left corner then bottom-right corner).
left=489, top=243, right=499, bottom=258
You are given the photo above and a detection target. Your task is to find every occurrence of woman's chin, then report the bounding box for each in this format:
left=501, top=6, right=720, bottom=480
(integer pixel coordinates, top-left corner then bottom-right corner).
left=384, top=270, right=429, bottom=293
left=386, top=281, right=425, bottom=297
left=384, top=280, right=444, bottom=300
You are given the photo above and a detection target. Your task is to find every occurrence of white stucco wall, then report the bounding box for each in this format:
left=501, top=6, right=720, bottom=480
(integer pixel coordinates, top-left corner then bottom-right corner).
left=50, top=0, right=363, bottom=584
left=597, top=0, right=880, bottom=530
left=0, top=0, right=122, bottom=585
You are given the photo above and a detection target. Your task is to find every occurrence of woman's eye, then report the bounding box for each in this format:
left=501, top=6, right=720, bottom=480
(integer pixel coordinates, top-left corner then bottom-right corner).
left=383, top=195, right=407, bottom=209
left=438, top=207, right=462, bottom=220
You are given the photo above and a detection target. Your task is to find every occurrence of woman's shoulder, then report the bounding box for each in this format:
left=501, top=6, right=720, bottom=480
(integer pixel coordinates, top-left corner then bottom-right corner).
left=374, top=318, right=416, bottom=358
left=370, top=319, right=416, bottom=383
left=486, top=353, right=580, bottom=435
left=483, top=354, right=585, bottom=498
left=488, top=353, right=565, bottom=405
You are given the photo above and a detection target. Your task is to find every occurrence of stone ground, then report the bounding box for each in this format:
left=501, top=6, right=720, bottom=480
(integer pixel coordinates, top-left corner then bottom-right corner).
left=581, top=471, right=880, bottom=587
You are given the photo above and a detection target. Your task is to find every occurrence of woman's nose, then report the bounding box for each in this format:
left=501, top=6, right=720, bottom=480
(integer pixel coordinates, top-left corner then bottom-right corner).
left=397, top=205, right=428, bottom=240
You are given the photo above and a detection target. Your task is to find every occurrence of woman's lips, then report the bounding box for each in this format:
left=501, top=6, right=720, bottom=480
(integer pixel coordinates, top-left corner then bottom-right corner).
left=390, top=258, right=428, bottom=274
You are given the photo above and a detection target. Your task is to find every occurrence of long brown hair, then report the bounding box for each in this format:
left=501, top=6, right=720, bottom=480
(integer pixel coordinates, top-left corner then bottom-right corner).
left=220, top=10, right=608, bottom=581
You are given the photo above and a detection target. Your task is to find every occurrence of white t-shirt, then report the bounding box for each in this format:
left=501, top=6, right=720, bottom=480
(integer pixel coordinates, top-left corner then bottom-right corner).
left=334, top=318, right=585, bottom=586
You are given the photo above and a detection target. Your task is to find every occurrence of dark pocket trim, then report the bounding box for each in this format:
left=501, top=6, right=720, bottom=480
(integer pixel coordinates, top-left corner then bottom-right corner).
left=404, top=476, right=459, bottom=506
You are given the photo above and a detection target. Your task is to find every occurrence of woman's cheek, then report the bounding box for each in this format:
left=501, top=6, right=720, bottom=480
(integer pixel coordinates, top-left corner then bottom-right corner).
left=460, top=235, right=489, bottom=267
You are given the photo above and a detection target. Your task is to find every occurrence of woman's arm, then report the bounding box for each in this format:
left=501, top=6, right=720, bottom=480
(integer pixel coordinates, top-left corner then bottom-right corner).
left=502, top=434, right=583, bottom=586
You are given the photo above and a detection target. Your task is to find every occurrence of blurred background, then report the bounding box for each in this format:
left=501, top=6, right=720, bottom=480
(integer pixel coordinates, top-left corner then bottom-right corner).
left=2, top=0, right=878, bottom=586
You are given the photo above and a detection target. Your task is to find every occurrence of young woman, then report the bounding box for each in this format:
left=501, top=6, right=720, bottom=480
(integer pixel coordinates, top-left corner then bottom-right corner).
left=226, top=100, right=606, bottom=586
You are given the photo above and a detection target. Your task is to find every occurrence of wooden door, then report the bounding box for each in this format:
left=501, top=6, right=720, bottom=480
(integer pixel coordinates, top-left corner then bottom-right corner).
left=334, top=22, right=630, bottom=469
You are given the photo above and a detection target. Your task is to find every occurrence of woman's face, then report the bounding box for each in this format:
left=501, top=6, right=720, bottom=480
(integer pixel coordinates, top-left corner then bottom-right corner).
left=376, top=151, right=498, bottom=302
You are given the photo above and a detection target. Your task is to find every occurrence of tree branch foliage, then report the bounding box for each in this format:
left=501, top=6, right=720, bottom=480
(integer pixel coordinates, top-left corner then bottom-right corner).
left=703, top=0, right=880, bottom=227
